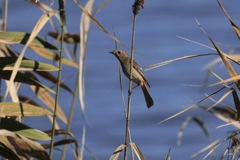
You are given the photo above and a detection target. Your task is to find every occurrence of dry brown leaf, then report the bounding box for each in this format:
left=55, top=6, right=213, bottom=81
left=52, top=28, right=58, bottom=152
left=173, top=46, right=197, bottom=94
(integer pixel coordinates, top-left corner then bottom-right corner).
left=129, top=142, right=145, bottom=160
left=48, top=32, right=80, bottom=44
left=217, top=0, right=240, bottom=39
left=210, top=75, right=240, bottom=87
left=30, top=85, right=68, bottom=124
left=231, top=89, right=240, bottom=119
left=109, top=144, right=126, bottom=160
left=145, top=53, right=217, bottom=71
left=177, top=116, right=209, bottom=146
left=78, top=0, right=94, bottom=115
left=206, top=89, right=233, bottom=111
left=93, top=0, right=111, bottom=15
left=196, top=19, right=240, bottom=88
left=0, top=129, right=49, bottom=160
left=73, top=0, right=127, bottom=48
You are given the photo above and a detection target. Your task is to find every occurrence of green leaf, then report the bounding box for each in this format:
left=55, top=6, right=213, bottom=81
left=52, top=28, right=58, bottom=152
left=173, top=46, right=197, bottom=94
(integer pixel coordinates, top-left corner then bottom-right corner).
left=0, top=118, right=51, bottom=140
left=0, top=57, right=58, bottom=71
left=0, top=102, right=52, bottom=117
left=0, top=32, right=57, bottom=50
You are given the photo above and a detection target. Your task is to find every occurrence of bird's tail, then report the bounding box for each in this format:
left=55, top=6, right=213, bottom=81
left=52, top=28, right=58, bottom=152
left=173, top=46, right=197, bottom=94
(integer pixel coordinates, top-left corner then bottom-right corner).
left=141, top=83, right=154, bottom=108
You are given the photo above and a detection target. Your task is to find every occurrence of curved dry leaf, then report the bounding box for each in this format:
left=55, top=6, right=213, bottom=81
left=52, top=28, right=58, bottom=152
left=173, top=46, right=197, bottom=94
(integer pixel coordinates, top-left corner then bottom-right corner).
left=109, top=144, right=126, bottom=160
left=177, top=116, right=209, bottom=146
left=48, top=32, right=80, bottom=44
left=207, top=106, right=240, bottom=128
left=0, top=144, right=21, bottom=160
left=36, top=71, right=72, bottom=94
left=42, top=139, right=79, bottom=157
left=0, top=129, right=50, bottom=160
left=19, top=95, right=42, bottom=106
left=196, top=19, right=240, bottom=88
left=73, top=0, right=127, bottom=48
left=43, top=129, right=80, bottom=157
left=0, top=71, right=55, bottom=94
left=129, top=142, right=145, bottom=160
left=78, top=0, right=94, bottom=114
left=0, top=102, right=52, bottom=117
left=232, top=89, right=240, bottom=119
left=30, top=85, right=68, bottom=124
left=217, top=0, right=240, bottom=39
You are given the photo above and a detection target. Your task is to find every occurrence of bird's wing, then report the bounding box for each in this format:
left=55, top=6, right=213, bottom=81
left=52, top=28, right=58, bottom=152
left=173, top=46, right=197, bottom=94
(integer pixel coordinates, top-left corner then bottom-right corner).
left=133, top=60, right=151, bottom=87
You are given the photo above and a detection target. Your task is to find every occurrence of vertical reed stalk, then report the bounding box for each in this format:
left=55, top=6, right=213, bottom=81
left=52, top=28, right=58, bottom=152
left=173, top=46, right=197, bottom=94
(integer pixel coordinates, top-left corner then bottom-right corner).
left=3, top=0, right=8, bottom=31
left=49, top=0, right=65, bottom=158
left=124, top=11, right=137, bottom=160
left=124, top=1, right=144, bottom=159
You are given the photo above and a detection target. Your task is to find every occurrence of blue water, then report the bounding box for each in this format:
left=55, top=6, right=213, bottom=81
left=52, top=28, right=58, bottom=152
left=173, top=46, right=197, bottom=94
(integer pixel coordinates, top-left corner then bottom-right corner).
left=7, top=0, right=240, bottom=159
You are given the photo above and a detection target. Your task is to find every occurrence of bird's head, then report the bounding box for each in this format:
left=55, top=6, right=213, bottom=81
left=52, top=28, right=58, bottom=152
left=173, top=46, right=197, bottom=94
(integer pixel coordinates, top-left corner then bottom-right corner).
left=109, top=50, right=129, bottom=60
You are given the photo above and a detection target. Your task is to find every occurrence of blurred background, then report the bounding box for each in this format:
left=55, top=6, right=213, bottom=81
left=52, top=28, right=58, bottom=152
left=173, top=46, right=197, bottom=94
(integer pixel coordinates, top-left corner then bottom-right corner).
left=5, top=0, right=240, bottom=159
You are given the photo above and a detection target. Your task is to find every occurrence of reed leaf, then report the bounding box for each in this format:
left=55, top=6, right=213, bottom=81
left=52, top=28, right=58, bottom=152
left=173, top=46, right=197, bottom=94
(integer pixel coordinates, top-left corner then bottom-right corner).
left=0, top=102, right=52, bottom=117
left=5, top=10, right=59, bottom=101
left=196, top=19, right=240, bottom=88
left=177, top=116, right=209, bottom=146
left=109, top=144, right=126, bottom=160
left=0, top=118, right=51, bottom=140
left=48, top=32, right=80, bottom=44
left=30, top=46, right=78, bottom=68
left=0, top=71, right=55, bottom=94
left=36, top=71, right=72, bottom=94
left=73, top=0, right=127, bottom=48
left=78, top=0, right=94, bottom=114
left=0, top=32, right=57, bottom=50
left=0, top=129, right=49, bottom=160
left=217, top=0, right=240, bottom=39
left=129, top=142, right=145, bottom=160
left=0, top=57, right=58, bottom=71
left=30, top=85, right=68, bottom=124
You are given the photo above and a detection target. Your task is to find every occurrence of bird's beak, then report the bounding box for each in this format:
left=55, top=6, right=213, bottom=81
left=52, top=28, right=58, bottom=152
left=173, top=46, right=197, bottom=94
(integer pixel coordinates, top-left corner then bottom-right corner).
left=109, top=51, right=114, bottom=54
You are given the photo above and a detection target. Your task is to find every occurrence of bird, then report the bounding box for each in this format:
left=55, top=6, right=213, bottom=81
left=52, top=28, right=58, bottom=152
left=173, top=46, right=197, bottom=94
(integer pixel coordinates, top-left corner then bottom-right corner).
left=109, top=49, right=153, bottom=108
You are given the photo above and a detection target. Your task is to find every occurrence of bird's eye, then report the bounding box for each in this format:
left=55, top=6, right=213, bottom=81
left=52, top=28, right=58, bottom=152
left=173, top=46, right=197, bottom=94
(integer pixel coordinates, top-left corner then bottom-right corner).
left=117, top=51, right=121, bottom=54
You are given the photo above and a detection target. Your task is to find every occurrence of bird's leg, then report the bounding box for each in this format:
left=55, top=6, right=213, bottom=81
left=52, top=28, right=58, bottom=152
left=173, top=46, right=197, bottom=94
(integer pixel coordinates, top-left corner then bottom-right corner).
left=128, top=84, right=140, bottom=95
left=132, top=84, right=140, bottom=90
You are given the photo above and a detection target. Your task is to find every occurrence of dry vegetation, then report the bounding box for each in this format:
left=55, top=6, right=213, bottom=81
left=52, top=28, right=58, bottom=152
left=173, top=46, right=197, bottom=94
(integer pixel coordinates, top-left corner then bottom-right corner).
left=0, top=0, right=239, bottom=160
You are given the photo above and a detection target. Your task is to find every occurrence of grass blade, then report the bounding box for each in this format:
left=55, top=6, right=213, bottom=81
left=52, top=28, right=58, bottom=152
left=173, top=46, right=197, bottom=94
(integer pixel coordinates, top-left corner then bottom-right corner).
left=195, top=18, right=240, bottom=88
left=0, top=102, right=52, bottom=117
left=129, top=142, right=145, bottom=160
left=217, top=0, right=240, bottom=39
left=109, top=144, right=126, bottom=160
left=78, top=0, right=94, bottom=114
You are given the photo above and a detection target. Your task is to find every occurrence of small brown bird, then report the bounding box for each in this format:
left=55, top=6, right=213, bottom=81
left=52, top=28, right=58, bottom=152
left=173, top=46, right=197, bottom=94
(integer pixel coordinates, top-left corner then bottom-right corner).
left=109, top=49, right=153, bottom=108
